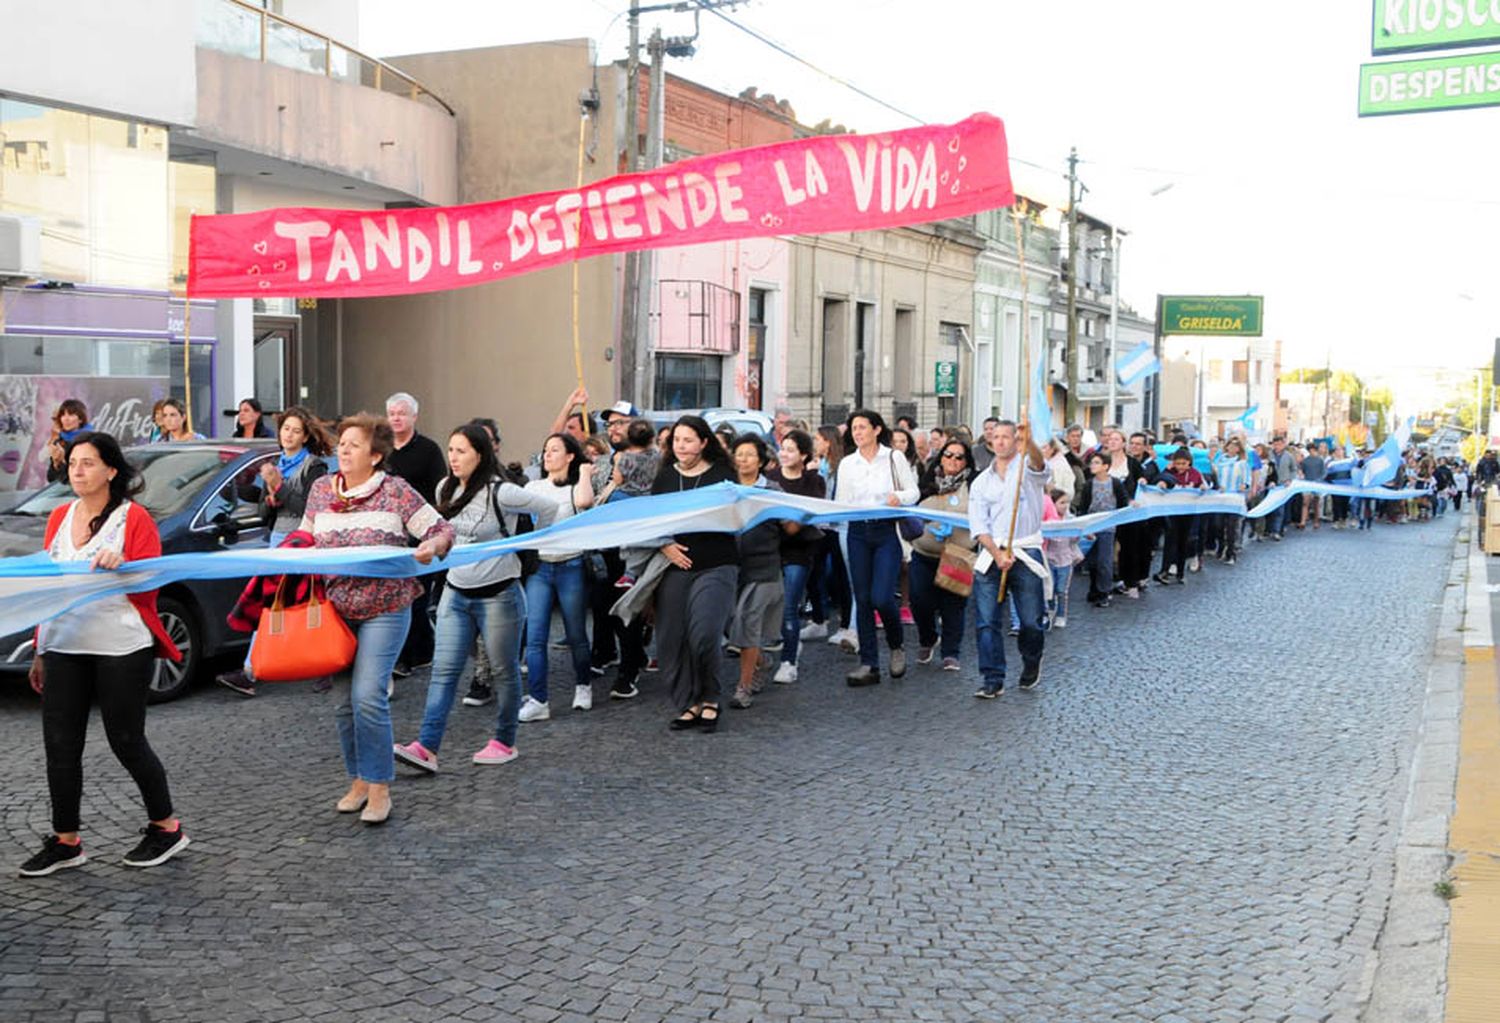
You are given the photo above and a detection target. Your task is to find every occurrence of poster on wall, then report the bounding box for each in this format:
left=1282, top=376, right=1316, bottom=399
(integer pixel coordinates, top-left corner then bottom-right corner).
left=0, top=376, right=170, bottom=491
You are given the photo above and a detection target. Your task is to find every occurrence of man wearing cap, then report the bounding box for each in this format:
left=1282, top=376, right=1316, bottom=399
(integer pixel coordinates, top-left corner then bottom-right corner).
left=592, top=400, right=638, bottom=493
left=589, top=400, right=649, bottom=697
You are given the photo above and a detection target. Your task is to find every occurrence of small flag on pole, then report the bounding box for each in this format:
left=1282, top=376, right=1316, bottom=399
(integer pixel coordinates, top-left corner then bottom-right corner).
left=1029, top=332, right=1053, bottom=436
left=1116, top=341, right=1162, bottom=387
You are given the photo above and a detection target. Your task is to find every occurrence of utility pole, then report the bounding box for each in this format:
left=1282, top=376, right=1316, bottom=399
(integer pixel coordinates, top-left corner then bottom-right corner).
left=1064, top=146, right=1080, bottom=426
left=616, top=0, right=738, bottom=409
left=619, top=6, right=643, bottom=408
left=631, top=27, right=666, bottom=410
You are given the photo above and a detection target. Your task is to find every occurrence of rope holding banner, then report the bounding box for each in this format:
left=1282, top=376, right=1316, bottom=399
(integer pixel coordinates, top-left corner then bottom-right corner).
left=571, top=111, right=589, bottom=433
left=182, top=214, right=195, bottom=434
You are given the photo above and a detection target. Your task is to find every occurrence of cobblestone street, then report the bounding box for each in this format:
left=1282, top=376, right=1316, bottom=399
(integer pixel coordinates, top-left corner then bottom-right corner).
left=0, top=519, right=1458, bottom=1023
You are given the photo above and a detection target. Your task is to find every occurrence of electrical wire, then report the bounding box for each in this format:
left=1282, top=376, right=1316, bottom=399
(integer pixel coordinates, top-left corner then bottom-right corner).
left=688, top=2, right=1064, bottom=179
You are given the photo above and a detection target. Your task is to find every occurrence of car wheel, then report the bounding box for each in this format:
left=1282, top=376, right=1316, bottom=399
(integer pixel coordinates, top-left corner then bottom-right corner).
left=147, top=596, right=200, bottom=704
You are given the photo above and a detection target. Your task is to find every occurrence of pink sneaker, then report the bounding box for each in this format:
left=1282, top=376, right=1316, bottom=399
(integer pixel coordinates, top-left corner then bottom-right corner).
left=393, top=740, right=438, bottom=774
left=899, top=606, right=915, bottom=626
left=472, top=739, right=518, bottom=766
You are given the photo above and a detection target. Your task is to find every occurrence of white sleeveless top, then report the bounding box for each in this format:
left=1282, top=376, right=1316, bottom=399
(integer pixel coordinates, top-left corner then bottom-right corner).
left=37, top=501, right=152, bottom=656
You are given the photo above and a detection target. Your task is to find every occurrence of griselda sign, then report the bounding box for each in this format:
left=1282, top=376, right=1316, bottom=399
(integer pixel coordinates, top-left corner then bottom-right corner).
left=187, top=113, right=1014, bottom=299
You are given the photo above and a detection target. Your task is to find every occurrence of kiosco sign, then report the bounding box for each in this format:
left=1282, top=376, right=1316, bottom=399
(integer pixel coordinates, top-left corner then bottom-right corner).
left=1159, top=296, right=1264, bottom=337
left=1372, top=0, right=1500, bottom=54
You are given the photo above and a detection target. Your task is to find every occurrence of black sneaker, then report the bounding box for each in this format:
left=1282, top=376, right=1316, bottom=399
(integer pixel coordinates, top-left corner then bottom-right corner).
left=461, top=681, right=494, bottom=707
left=19, top=836, right=86, bottom=877
left=973, top=684, right=1004, bottom=699
left=122, top=824, right=190, bottom=868
left=391, top=662, right=413, bottom=679
left=1019, top=660, right=1042, bottom=690
left=610, top=679, right=639, bottom=700
left=215, top=669, right=256, bottom=697
left=845, top=665, right=881, bottom=687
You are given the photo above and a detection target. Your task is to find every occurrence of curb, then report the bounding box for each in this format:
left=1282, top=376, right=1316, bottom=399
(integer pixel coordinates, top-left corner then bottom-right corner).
left=1358, top=516, right=1469, bottom=1022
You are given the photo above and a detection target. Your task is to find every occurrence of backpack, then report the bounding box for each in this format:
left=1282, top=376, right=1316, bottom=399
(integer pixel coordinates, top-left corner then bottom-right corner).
left=487, top=481, right=540, bottom=579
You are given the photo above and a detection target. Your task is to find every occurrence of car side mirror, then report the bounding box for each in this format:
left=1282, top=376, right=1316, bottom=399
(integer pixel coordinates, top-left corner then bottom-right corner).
left=211, top=513, right=240, bottom=543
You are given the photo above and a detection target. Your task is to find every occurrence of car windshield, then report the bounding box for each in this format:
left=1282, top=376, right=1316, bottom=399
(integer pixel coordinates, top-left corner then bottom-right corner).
left=9, top=447, right=242, bottom=521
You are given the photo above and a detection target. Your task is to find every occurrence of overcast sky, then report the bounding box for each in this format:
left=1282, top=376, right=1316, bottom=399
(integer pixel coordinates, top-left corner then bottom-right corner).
left=360, top=0, right=1500, bottom=406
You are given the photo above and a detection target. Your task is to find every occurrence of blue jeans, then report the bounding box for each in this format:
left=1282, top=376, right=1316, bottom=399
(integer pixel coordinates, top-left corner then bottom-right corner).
left=1086, top=528, right=1116, bottom=599
left=779, top=561, right=813, bottom=665
left=846, top=519, right=903, bottom=668
left=524, top=557, right=590, bottom=704
left=973, top=548, right=1046, bottom=690
left=908, top=552, right=966, bottom=659
left=335, top=611, right=411, bottom=783
left=1268, top=495, right=1290, bottom=535
left=1049, top=564, right=1072, bottom=620
left=418, top=582, right=526, bottom=753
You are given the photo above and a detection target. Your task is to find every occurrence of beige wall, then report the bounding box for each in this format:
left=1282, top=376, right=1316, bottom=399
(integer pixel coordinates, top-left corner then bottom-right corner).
left=334, top=41, right=621, bottom=458
left=788, top=226, right=980, bottom=427
left=192, top=48, right=458, bottom=206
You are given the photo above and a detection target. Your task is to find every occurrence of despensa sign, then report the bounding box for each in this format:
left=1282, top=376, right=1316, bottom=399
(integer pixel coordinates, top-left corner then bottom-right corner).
left=188, top=114, right=1014, bottom=300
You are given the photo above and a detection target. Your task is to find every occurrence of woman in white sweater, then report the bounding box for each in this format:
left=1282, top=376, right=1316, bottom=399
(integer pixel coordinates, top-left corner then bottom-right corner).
left=395, top=424, right=557, bottom=772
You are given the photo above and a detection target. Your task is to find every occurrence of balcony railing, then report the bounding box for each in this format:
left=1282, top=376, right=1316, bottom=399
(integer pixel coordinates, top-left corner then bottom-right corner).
left=196, top=0, right=454, bottom=116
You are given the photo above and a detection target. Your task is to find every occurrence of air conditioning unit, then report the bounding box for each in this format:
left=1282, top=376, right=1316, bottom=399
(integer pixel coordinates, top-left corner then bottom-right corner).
left=0, top=214, right=42, bottom=278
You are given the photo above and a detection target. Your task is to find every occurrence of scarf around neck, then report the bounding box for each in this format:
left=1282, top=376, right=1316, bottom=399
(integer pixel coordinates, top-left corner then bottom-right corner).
left=59, top=423, right=94, bottom=444
left=276, top=447, right=310, bottom=478
left=331, top=470, right=386, bottom=512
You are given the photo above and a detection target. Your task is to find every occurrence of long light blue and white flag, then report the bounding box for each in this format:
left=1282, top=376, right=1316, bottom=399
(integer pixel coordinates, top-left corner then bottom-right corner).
left=0, top=480, right=1438, bottom=636
left=1116, top=340, right=1161, bottom=387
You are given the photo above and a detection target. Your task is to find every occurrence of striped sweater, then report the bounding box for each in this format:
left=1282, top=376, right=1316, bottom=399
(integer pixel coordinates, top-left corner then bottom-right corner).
left=299, top=471, right=454, bottom=620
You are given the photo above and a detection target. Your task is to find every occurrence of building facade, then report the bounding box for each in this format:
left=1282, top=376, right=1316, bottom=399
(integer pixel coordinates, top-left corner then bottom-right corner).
left=0, top=0, right=457, bottom=488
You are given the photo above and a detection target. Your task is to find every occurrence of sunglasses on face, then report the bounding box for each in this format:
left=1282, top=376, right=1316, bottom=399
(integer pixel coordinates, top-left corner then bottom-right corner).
left=941, top=450, right=965, bottom=460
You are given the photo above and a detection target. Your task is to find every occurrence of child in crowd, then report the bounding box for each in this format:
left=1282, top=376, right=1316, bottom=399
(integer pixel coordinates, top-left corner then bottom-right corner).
left=605, top=419, right=663, bottom=588
left=1042, top=487, right=1082, bottom=628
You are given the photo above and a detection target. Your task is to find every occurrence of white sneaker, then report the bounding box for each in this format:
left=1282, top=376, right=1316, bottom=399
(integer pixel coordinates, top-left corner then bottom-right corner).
left=799, top=621, right=829, bottom=640
left=1188, top=556, right=1202, bottom=573
left=572, top=685, right=593, bottom=711
left=773, top=662, right=798, bottom=684
left=826, top=627, right=849, bottom=645
left=517, top=697, right=550, bottom=722
left=1052, top=615, right=1067, bottom=628
left=830, top=627, right=858, bottom=652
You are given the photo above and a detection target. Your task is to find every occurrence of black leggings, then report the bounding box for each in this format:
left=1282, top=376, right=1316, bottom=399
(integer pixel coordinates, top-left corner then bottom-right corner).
left=42, top=648, right=173, bottom=833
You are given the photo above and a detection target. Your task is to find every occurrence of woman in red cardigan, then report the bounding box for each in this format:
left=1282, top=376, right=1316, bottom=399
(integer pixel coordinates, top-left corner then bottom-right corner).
left=18, top=431, right=186, bottom=878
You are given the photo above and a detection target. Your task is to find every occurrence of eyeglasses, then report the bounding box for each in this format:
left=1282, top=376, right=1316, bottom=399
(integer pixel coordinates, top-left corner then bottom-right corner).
left=941, top=451, right=965, bottom=460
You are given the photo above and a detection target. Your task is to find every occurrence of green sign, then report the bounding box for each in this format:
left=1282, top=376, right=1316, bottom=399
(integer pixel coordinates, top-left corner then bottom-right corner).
left=934, top=360, right=958, bottom=397
left=1359, top=50, right=1500, bottom=115
left=1159, top=296, right=1264, bottom=337
left=1372, top=0, right=1500, bottom=54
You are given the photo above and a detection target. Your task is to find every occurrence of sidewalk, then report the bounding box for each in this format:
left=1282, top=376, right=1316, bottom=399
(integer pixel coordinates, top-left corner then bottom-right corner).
left=1446, top=513, right=1500, bottom=1022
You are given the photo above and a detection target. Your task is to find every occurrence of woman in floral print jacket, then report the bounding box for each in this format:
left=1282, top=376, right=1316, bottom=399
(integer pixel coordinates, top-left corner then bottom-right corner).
left=299, top=412, right=454, bottom=826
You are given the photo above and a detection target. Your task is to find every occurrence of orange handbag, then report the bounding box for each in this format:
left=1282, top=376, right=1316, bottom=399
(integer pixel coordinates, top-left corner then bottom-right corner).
left=250, top=578, right=357, bottom=682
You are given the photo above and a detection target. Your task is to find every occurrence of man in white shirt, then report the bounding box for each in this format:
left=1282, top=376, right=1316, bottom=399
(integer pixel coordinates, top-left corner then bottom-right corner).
left=968, top=419, right=1050, bottom=698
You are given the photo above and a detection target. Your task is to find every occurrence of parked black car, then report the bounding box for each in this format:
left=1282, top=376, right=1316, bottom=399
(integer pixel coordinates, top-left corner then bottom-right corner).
left=0, top=440, right=282, bottom=702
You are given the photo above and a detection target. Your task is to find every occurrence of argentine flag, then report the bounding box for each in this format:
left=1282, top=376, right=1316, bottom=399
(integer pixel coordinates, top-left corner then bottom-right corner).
left=1116, top=341, right=1162, bottom=387
left=1358, top=432, right=1402, bottom=488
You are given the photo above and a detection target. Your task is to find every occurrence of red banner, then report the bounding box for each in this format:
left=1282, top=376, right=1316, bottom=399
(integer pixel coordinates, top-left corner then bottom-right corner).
left=188, top=113, right=1013, bottom=299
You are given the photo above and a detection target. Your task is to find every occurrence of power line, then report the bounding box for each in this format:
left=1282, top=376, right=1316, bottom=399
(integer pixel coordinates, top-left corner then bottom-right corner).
left=688, top=2, right=1063, bottom=180
left=690, top=1, right=923, bottom=125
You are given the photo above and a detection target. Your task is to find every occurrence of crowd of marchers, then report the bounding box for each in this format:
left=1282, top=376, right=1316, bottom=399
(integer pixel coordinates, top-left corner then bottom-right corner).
left=14, top=388, right=1458, bottom=877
